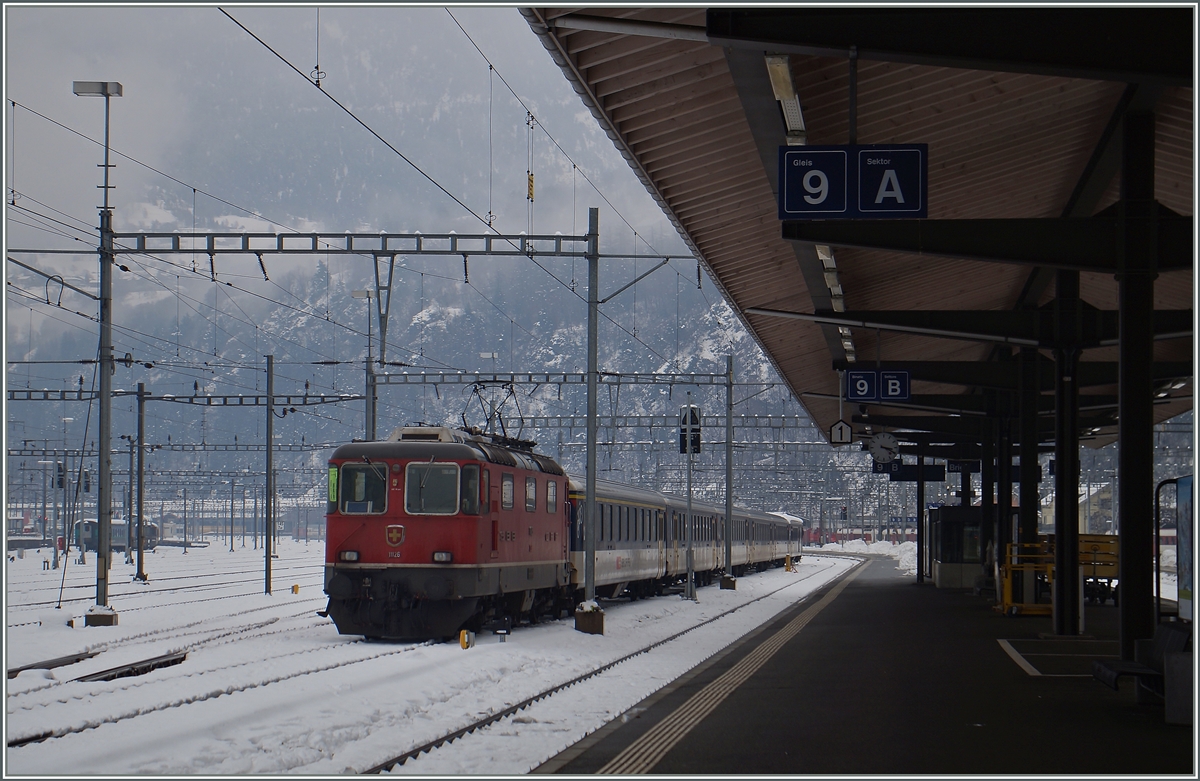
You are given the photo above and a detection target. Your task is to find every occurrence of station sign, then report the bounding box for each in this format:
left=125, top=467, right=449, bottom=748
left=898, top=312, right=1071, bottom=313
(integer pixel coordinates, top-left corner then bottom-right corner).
left=889, top=464, right=946, bottom=483
left=845, top=369, right=910, bottom=402
left=829, top=419, right=853, bottom=445
left=779, top=144, right=927, bottom=220
left=874, top=460, right=945, bottom=481
left=947, top=460, right=982, bottom=474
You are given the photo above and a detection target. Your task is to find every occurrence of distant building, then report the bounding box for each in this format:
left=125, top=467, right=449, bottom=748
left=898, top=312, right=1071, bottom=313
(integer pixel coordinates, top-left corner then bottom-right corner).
left=1040, top=482, right=1114, bottom=536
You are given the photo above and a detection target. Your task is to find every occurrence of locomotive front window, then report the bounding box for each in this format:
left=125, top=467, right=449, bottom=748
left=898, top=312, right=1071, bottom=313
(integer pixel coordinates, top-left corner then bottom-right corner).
left=340, top=463, right=388, bottom=514
left=460, top=465, right=481, bottom=515
left=405, top=462, right=460, bottom=515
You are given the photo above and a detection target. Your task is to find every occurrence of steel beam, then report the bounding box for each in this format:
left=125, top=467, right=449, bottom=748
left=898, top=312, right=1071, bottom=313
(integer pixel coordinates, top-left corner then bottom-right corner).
left=707, top=8, right=1192, bottom=85
left=782, top=214, right=1192, bottom=272
left=832, top=359, right=1191, bottom=391
left=1053, top=271, right=1082, bottom=635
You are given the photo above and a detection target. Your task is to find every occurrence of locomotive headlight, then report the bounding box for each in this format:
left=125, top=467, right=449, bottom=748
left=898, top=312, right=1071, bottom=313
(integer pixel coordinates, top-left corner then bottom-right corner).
left=339, top=550, right=360, bottom=562
left=432, top=551, right=453, bottom=563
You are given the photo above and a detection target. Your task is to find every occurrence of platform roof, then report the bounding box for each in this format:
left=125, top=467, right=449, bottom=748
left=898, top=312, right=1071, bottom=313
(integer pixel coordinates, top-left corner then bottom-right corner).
left=523, top=7, right=1194, bottom=447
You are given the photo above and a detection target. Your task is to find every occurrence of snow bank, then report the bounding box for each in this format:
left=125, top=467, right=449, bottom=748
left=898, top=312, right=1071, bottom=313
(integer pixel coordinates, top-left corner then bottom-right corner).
left=814, top=540, right=918, bottom=575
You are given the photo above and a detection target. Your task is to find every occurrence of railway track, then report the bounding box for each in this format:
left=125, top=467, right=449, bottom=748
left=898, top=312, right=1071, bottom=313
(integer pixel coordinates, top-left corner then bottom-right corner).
left=5, top=553, right=861, bottom=774
left=361, top=556, right=853, bottom=773
left=5, top=562, right=324, bottom=618
left=5, top=616, right=418, bottom=748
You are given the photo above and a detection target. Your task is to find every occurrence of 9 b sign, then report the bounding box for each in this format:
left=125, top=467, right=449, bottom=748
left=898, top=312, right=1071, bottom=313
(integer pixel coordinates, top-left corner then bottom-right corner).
left=846, top=370, right=910, bottom=402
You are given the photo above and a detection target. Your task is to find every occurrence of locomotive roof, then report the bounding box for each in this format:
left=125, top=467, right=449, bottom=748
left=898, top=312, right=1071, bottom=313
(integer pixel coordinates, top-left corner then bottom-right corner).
left=329, top=427, right=566, bottom=476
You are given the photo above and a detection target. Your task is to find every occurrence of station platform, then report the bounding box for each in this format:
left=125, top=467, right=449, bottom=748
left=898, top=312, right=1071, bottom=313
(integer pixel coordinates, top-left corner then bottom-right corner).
left=536, top=556, right=1194, bottom=775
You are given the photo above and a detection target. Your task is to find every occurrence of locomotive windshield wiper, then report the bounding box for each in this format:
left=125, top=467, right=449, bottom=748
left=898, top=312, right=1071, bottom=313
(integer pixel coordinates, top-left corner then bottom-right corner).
left=417, top=456, right=436, bottom=511
left=361, top=454, right=386, bottom=481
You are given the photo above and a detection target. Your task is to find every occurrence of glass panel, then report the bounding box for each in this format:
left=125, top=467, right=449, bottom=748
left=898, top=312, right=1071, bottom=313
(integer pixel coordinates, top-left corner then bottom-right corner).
left=327, top=465, right=338, bottom=514
left=405, top=462, right=460, bottom=515
left=546, top=481, right=557, bottom=514
left=460, top=465, right=480, bottom=515
left=526, top=477, right=537, bottom=512
left=340, top=463, right=388, bottom=514
left=501, top=474, right=514, bottom=510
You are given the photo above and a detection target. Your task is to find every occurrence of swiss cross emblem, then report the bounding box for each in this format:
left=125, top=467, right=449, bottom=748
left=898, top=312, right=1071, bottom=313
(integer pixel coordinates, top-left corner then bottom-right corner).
left=386, top=525, right=405, bottom=546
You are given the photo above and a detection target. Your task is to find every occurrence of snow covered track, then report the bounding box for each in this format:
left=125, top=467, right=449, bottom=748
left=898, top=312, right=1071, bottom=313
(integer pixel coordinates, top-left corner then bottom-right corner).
left=5, top=542, right=888, bottom=774
left=367, top=555, right=858, bottom=775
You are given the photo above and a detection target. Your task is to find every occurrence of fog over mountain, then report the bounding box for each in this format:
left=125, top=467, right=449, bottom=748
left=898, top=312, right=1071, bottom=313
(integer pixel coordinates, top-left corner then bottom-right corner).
left=6, top=6, right=853, bottom=522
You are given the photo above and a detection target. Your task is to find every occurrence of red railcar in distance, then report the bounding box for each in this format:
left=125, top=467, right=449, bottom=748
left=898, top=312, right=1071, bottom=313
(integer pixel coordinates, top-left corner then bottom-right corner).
left=323, top=426, right=572, bottom=640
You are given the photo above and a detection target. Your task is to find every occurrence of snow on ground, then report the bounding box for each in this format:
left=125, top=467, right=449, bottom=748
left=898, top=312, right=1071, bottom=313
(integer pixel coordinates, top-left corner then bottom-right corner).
left=818, top=539, right=919, bottom=575
left=3, top=539, right=922, bottom=774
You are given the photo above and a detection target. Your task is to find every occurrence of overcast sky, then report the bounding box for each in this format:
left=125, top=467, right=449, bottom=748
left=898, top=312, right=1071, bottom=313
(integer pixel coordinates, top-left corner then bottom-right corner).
left=5, top=5, right=718, bottom=447
left=5, top=5, right=677, bottom=241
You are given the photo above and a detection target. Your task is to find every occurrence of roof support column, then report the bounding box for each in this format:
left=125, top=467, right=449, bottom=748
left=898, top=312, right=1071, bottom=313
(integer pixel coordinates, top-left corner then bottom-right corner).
left=915, top=440, right=925, bottom=584
left=1054, top=270, right=1082, bottom=635
left=1118, top=112, right=1158, bottom=661
left=980, top=420, right=995, bottom=567
left=997, top=419, right=1014, bottom=596
left=1018, top=347, right=1042, bottom=545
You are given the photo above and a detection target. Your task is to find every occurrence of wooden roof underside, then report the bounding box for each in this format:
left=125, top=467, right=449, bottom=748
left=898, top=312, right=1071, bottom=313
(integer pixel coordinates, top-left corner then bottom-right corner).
left=523, top=7, right=1194, bottom=446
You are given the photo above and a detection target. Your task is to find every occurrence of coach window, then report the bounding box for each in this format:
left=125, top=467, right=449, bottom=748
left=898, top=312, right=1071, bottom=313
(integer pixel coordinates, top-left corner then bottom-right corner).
left=525, top=477, right=537, bottom=512
left=546, top=480, right=557, bottom=514
left=405, top=462, right=460, bottom=515
left=340, top=462, right=388, bottom=514
left=460, top=465, right=480, bottom=515
left=501, top=474, right=514, bottom=510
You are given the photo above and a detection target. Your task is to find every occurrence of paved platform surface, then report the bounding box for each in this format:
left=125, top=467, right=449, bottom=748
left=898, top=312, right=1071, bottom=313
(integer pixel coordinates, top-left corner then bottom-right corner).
left=536, top=556, right=1194, bottom=775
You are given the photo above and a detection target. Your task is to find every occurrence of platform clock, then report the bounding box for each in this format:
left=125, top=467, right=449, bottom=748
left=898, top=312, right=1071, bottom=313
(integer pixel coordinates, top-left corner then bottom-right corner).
left=868, top=432, right=899, bottom=464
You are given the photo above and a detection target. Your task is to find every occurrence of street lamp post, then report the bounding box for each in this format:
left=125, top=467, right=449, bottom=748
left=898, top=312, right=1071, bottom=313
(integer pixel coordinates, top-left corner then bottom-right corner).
left=351, top=289, right=376, bottom=441
left=73, top=80, right=121, bottom=621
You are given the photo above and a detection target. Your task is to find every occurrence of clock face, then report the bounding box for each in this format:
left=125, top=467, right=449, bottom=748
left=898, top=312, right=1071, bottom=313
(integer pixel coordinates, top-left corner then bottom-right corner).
left=868, top=432, right=899, bottom=463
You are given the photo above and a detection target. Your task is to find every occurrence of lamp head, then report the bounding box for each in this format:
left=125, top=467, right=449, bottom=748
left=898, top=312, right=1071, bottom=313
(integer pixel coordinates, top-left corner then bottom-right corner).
left=73, top=81, right=123, bottom=97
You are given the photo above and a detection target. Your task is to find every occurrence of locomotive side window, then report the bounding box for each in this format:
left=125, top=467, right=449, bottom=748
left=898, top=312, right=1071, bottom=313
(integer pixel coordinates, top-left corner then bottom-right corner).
left=546, top=480, right=557, bottom=513
left=460, top=465, right=480, bottom=515
left=525, top=477, right=537, bottom=512
left=501, top=474, right=514, bottom=510
left=340, top=463, right=388, bottom=514
left=405, top=462, right=460, bottom=515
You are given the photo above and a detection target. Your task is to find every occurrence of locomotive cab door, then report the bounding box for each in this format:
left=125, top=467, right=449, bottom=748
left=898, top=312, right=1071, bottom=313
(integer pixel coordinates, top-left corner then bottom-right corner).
left=486, top=469, right=499, bottom=558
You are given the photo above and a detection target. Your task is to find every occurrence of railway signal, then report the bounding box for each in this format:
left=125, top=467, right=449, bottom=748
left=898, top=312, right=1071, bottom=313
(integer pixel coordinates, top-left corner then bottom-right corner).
left=678, top=405, right=701, bottom=454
